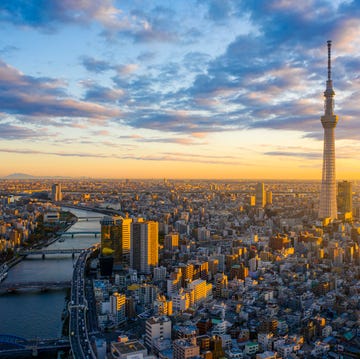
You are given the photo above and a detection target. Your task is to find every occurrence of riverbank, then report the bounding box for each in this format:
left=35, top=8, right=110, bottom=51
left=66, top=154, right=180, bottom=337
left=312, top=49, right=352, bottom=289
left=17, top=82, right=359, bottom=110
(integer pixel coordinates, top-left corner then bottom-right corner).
left=2, top=211, right=78, bottom=270
left=0, top=206, right=102, bottom=341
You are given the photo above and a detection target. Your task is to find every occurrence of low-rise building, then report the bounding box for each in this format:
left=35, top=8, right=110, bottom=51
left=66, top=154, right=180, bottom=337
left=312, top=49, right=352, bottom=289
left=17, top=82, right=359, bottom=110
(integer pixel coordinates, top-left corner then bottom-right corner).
left=111, top=340, right=147, bottom=359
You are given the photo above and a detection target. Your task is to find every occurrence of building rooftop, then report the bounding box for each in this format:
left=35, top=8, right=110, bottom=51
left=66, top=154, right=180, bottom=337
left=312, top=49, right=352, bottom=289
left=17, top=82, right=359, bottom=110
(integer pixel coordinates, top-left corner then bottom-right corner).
left=173, top=339, right=197, bottom=348
left=111, top=340, right=146, bottom=355
left=147, top=316, right=171, bottom=325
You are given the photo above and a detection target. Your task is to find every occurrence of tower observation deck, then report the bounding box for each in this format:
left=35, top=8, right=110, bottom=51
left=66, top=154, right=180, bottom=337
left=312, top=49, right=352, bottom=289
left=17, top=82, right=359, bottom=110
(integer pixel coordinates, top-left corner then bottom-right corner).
left=319, top=40, right=338, bottom=221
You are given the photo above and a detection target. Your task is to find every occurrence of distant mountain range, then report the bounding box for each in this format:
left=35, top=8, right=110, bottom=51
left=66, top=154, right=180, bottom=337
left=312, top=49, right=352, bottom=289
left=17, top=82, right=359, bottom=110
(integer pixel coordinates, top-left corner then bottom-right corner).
left=4, top=173, right=35, bottom=179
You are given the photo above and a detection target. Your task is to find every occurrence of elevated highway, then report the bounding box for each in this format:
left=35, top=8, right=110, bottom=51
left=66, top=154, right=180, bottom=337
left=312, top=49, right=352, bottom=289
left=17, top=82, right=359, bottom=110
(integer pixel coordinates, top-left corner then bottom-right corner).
left=69, top=246, right=97, bottom=359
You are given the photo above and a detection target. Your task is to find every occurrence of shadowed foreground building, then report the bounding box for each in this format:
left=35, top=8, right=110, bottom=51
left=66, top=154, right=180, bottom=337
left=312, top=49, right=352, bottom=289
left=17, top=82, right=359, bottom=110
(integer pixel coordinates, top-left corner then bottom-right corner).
left=100, top=216, right=133, bottom=264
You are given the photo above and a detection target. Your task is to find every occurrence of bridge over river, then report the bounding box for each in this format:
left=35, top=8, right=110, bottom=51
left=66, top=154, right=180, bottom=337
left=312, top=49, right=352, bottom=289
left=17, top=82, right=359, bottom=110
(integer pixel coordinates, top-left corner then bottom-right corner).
left=56, top=231, right=100, bottom=237
left=0, top=281, right=71, bottom=293
left=76, top=216, right=104, bottom=221
left=18, top=248, right=83, bottom=257
left=0, top=334, right=70, bottom=357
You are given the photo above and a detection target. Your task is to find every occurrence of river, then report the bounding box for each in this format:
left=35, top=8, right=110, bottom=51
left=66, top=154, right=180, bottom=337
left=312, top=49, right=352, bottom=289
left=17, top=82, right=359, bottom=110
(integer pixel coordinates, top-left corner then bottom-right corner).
left=0, top=208, right=102, bottom=339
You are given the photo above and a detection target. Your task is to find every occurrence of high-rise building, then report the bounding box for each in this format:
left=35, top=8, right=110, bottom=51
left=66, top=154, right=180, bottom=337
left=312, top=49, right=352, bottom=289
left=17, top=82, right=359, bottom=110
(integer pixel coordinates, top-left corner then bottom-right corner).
left=167, top=268, right=182, bottom=296
left=266, top=191, right=273, bottom=205
left=256, top=182, right=266, bottom=207
left=110, top=292, right=126, bottom=325
left=164, top=232, right=179, bottom=251
left=51, top=183, right=62, bottom=202
left=319, top=41, right=339, bottom=221
left=138, top=283, right=158, bottom=306
left=187, top=278, right=212, bottom=306
left=250, top=195, right=256, bottom=206
left=130, top=220, right=158, bottom=274
left=100, top=216, right=133, bottom=264
left=337, top=180, right=352, bottom=215
left=153, top=266, right=167, bottom=282
left=120, top=215, right=132, bottom=260
left=178, top=263, right=194, bottom=287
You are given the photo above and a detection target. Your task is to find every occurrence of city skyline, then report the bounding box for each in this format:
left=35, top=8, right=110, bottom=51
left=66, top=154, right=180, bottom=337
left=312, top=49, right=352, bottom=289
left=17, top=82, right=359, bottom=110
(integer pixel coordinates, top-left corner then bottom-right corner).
left=1, top=1, right=360, bottom=179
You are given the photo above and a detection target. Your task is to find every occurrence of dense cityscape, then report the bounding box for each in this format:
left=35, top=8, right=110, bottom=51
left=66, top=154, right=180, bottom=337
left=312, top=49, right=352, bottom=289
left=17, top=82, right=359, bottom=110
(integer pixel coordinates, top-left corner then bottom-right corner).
left=0, top=178, right=359, bottom=358
left=1, top=1, right=360, bottom=359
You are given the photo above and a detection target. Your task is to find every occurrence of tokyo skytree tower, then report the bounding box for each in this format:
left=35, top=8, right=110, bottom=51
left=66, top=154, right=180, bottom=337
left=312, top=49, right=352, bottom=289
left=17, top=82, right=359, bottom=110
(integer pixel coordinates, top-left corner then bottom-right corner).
left=319, top=40, right=338, bottom=220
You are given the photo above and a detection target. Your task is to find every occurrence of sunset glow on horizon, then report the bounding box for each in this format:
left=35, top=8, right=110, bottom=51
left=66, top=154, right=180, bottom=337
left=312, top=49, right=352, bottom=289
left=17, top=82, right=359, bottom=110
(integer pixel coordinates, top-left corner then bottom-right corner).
left=1, top=1, right=360, bottom=179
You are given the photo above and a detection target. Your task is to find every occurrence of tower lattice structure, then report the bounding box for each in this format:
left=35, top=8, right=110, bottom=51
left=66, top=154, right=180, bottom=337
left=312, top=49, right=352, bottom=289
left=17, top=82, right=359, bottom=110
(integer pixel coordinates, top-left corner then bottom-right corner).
left=319, top=40, right=338, bottom=220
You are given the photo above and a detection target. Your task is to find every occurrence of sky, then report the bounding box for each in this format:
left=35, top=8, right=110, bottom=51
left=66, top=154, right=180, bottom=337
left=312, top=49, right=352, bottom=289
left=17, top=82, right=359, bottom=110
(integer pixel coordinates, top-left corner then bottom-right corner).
left=0, top=0, right=360, bottom=180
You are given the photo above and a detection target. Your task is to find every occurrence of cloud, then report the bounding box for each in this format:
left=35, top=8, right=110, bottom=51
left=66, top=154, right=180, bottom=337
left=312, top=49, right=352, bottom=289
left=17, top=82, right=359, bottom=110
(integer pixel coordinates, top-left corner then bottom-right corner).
left=149, top=1, right=359, bottom=138
left=183, top=52, right=211, bottom=73
left=81, top=57, right=113, bottom=73
left=0, top=147, right=244, bottom=165
left=2, top=0, right=360, bottom=144
left=124, top=109, right=225, bottom=134
left=92, top=130, right=110, bottom=136
left=81, top=57, right=139, bottom=78
left=0, top=1, right=179, bottom=44
left=264, top=142, right=360, bottom=160
left=0, top=147, right=112, bottom=158
left=137, top=51, right=156, bottom=62
left=118, top=133, right=207, bottom=146
left=119, top=134, right=143, bottom=140
left=0, top=0, right=123, bottom=30
left=136, top=137, right=206, bottom=146
left=264, top=151, right=321, bottom=160
left=126, top=6, right=179, bottom=43
left=0, top=122, right=46, bottom=139
left=191, top=132, right=207, bottom=138
left=83, top=85, right=125, bottom=103
left=116, top=64, right=139, bottom=75
left=203, top=0, right=235, bottom=22
left=0, top=60, right=121, bottom=119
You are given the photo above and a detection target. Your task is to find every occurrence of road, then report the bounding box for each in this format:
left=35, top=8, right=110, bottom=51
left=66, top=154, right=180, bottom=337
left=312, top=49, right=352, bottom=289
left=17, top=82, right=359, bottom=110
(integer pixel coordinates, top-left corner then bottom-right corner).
left=69, top=247, right=97, bottom=359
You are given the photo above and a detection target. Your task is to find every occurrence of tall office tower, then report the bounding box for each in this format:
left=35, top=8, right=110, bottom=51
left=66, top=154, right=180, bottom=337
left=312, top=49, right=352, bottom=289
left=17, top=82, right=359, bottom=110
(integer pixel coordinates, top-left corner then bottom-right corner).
left=337, top=180, right=352, bottom=215
left=250, top=195, right=256, bottom=206
left=130, top=220, right=158, bottom=274
left=51, top=183, right=62, bottom=202
left=266, top=191, right=273, bottom=205
left=120, top=215, right=132, bottom=263
left=319, top=41, right=339, bottom=220
left=256, top=182, right=266, bottom=207
left=100, top=216, right=133, bottom=264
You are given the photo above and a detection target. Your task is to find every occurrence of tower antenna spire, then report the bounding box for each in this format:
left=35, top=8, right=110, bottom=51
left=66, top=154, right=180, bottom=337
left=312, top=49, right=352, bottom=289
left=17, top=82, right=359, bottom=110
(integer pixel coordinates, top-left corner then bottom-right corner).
left=327, top=40, right=332, bottom=81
